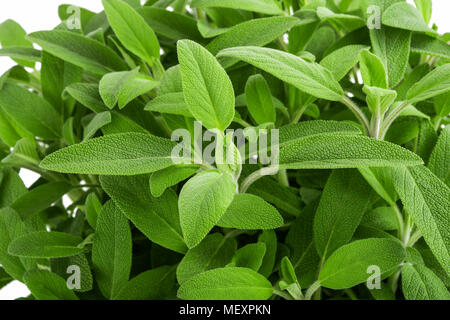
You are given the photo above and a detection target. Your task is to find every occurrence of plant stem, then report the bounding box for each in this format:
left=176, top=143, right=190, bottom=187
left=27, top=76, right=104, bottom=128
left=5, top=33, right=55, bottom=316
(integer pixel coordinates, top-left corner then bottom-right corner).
left=341, top=95, right=370, bottom=135
left=273, top=289, right=293, bottom=300
left=278, top=169, right=289, bottom=187
left=380, top=101, right=409, bottom=139
left=304, top=281, right=321, bottom=300
left=240, top=166, right=279, bottom=193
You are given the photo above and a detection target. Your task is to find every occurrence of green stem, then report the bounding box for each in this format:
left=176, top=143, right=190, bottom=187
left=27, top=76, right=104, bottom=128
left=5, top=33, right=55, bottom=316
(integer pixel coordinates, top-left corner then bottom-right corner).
left=304, top=281, right=321, bottom=300
left=380, top=101, right=409, bottom=139
left=341, top=95, right=370, bottom=135
left=273, top=289, right=293, bottom=300
left=278, top=169, right=289, bottom=187
left=290, top=104, right=308, bottom=124
left=240, top=166, right=279, bottom=193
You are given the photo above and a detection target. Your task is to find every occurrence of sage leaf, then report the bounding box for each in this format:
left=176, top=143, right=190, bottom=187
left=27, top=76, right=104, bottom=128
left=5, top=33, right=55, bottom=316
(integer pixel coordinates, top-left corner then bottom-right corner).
left=178, top=39, right=235, bottom=130
left=179, top=170, right=236, bottom=248
left=319, top=238, right=405, bottom=289
left=92, top=200, right=132, bottom=299
left=177, top=267, right=274, bottom=300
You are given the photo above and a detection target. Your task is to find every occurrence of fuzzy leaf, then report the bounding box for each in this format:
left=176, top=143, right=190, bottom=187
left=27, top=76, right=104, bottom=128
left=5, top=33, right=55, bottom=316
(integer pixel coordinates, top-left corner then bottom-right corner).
left=407, top=63, right=450, bottom=103
left=103, top=0, right=160, bottom=65
left=179, top=170, right=236, bottom=248
left=279, top=134, right=423, bottom=169
left=24, top=270, right=78, bottom=300
left=178, top=40, right=235, bottom=130
left=100, top=174, right=187, bottom=253
left=40, top=133, right=181, bottom=175
left=217, top=194, right=283, bottom=230
left=8, top=232, right=83, bottom=258
left=92, top=200, right=132, bottom=299
left=319, top=238, right=405, bottom=289
left=191, top=0, right=283, bottom=15
left=177, top=267, right=273, bottom=300
left=218, top=46, right=343, bottom=101
left=402, top=263, right=450, bottom=300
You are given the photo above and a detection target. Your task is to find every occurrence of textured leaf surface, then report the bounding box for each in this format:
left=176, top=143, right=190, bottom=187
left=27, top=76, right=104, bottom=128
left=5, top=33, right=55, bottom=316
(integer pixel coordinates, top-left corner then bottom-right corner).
left=217, top=194, right=283, bottom=230
left=103, top=0, right=160, bottom=65
left=314, top=170, right=372, bottom=259
left=319, top=238, right=405, bottom=289
left=178, top=40, right=235, bottom=130
left=27, top=30, right=127, bottom=75
left=402, top=263, right=450, bottom=300
left=428, top=126, right=450, bottom=186
left=407, top=64, right=450, bottom=103
left=92, top=201, right=132, bottom=299
left=179, top=171, right=236, bottom=248
left=392, top=166, right=450, bottom=273
left=191, top=0, right=283, bottom=15
left=0, top=83, right=61, bottom=140
left=8, top=232, right=83, bottom=258
left=279, top=134, right=423, bottom=169
left=178, top=267, right=273, bottom=300
left=101, top=174, right=187, bottom=253
left=40, top=133, right=181, bottom=175
left=24, top=270, right=78, bottom=300
left=218, top=46, right=343, bottom=101
left=177, top=233, right=236, bottom=284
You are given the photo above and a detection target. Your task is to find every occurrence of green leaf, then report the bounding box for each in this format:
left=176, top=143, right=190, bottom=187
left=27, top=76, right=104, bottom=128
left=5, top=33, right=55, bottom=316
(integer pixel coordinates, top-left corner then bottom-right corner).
left=40, top=133, right=181, bottom=175
left=314, top=170, right=372, bottom=259
left=99, top=69, right=158, bottom=109
left=217, top=194, right=283, bottom=230
left=0, top=19, right=34, bottom=67
left=103, top=0, right=160, bottom=65
left=382, top=2, right=432, bottom=33
left=414, top=0, right=432, bottom=24
left=279, top=134, right=423, bottom=169
left=179, top=170, right=236, bottom=248
left=369, top=27, right=411, bottom=88
left=218, top=46, right=343, bottom=101
left=434, top=92, right=450, bottom=118
left=285, top=201, right=320, bottom=288
left=177, top=233, right=237, bottom=284
left=411, top=34, right=450, bottom=60
left=83, top=111, right=112, bottom=141
left=92, top=200, right=132, bottom=299
left=320, top=45, right=368, bottom=81
left=278, top=120, right=361, bottom=149
left=319, top=238, right=405, bottom=289
left=11, top=182, right=73, bottom=220
left=65, top=83, right=108, bottom=113
left=191, top=0, right=283, bottom=15
left=363, top=85, right=397, bottom=115
left=178, top=40, right=235, bottom=130
left=358, top=167, right=397, bottom=205
left=359, top=49, right=388, bottom=88
left=361, top=207, right=399, bottom=231
left=2, top=138, right=40, bottom=167
left=51, top=253, right=93, bottom=293
left=0, top=83, right=61, bottom=140
left=407, top=63, right=450, bottom=103
left=245, top=74, right=276, bottom=125
left=27, top=30, right=127, bottom=75
left=24, top=270, right=78, bottom=300
left=144, top=92, right=192, bottom=117
left=100, top=174, right=187, bottom=253
left=257, top=230, right=277, bottom=278
left=41, top=52, right=82, bottom=111
left=177, top=267, right=273, bottom=300
left=114, top=266, right=176, bottom=300
left=8, top=231, right=83, bottom=258
left=229, top=243, right=266, bottom=271
left=0, top=208, right=28, bottom=280
left=207, top=16, right=299, bottom=67
left=316, top=7, right=365, bottom=32
left=392, top=166, right=450, bottom=273
left=428, top=126, right=450, bottom=186
left=0, top=47, right=41, bottom=63
left=150, top=165, right=198, bottom=197
left=0, top=168, right=27, bottom=207
left=137, top=7, right=203, bottom=42
left=402, top=263, right=450, bottom=300
left=85, top=192, right=102, bottom=229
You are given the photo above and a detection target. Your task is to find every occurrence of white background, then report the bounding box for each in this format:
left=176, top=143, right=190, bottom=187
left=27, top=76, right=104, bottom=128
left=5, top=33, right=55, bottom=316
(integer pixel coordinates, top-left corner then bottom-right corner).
left=0, top=0, right=449, bottom=300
